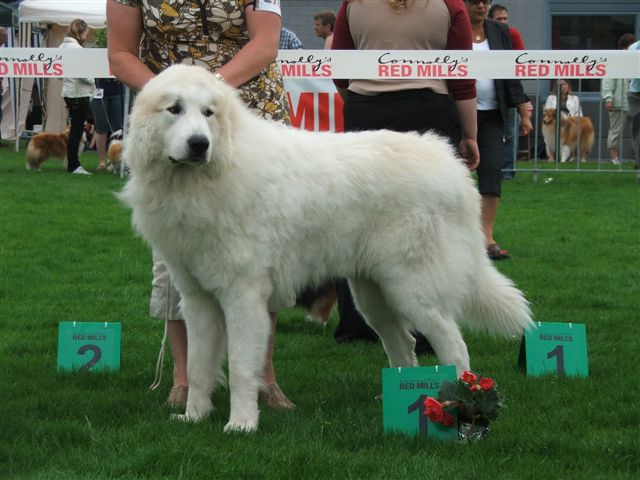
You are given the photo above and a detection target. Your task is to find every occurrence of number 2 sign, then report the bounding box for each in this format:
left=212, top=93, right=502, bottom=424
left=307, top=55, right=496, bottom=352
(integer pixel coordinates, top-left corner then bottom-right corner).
left=518, top=322, right=588, bottom=377
left=57, top=322, right=121, bottom=372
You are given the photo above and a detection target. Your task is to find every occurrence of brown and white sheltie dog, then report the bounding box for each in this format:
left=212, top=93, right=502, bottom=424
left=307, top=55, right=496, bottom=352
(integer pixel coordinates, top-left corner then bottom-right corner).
left=541, top=109, right=595, bottom=162
left=25, top=130, right=70, bottom=170
left=106, top=140, right=123, bottom=173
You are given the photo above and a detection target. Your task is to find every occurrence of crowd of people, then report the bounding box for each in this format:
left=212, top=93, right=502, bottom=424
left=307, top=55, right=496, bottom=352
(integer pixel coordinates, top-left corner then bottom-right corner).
left=6, top=0, right=638, bottom=408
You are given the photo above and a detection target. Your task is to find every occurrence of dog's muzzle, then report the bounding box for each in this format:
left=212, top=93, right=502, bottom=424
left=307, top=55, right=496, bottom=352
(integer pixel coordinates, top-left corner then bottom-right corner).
left=169, top=134, right=210, bottom=166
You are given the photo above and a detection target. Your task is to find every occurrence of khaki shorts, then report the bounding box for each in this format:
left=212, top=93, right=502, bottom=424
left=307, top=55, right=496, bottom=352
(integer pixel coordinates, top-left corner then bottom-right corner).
left=149, top=253, right=182, bottom=321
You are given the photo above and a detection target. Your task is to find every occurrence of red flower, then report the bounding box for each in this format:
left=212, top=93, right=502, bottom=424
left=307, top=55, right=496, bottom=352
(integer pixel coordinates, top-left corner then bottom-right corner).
left=479, top=377, right=495, bottom=391
left=441, top=412, right=455, bottom=427
left=460, top=371, right=478, bottom=384
left=424, top=397, right=455, bottom=427
left=424, top=397, right=445, bottom=423
left=469, top=384, right=481, bottom=392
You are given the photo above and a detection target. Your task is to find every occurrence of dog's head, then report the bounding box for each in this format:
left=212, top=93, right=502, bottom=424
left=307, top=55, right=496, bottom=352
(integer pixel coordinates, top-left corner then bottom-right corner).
left=126, top=64, right=239, bottom=176
left=542, top=109, right=556, bottom=125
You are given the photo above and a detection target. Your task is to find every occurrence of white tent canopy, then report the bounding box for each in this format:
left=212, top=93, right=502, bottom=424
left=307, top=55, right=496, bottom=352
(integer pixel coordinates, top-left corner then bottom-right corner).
left=19, top=0, right=107, bottom=28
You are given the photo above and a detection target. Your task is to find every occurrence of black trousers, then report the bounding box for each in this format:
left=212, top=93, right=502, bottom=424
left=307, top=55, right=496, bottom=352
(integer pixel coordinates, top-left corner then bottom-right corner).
left=334, top=89, right=455, bottom=351
left=64, top=97, right=91, bottom=172
left=476, top=109, right=505, bottom=197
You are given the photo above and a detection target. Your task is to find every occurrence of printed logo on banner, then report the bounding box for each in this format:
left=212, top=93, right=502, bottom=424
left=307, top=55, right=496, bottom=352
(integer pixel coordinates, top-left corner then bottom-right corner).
left=513, top=52, right=608, bottom=78
left=377, top=52, right=469, bottom=79
left=285, top=78, right=344, bottom=133
left=518, top=322, right=588, bottom=377
left=382, top=365, right=458, bottom=441
left=0, top=51, right=63, bottom=77
left=57, top=322, right=121, bottom=372
left=279, top=54, right=333, bottom=78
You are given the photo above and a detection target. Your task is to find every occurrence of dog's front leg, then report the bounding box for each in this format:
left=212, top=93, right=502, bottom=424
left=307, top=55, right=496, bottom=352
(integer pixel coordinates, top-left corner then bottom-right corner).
left=175, top=289, right=227, bottom=423
left=219, top=286, right=271, bottom=433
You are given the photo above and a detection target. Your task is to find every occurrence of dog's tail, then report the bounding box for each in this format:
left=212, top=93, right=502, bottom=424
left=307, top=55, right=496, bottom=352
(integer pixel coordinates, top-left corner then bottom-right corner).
left=459, top=261, right=533, bottom=338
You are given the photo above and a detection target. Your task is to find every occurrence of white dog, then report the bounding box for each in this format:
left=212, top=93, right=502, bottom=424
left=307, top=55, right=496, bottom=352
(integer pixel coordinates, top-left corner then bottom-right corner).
left=120, top=65, right=532, bottom=433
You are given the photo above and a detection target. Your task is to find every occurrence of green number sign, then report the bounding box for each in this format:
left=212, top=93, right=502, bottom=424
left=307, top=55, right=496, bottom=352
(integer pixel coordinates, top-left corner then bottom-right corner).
left=518, top=322, right=588, bottom=377
left=382, top=365, right=457, bottom=441
left=57, top=322, right=121, bottom=372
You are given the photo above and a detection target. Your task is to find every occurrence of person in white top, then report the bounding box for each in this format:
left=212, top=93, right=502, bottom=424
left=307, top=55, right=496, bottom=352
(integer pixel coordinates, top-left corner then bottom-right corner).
left=59, top=19, right=96, bottom=175
left=544, top=79, right=583, bottom=117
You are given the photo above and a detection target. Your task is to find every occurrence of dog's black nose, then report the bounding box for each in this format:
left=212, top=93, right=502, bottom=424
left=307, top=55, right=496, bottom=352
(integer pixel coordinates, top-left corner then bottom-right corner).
left=188, top=135, right=209, bottom=155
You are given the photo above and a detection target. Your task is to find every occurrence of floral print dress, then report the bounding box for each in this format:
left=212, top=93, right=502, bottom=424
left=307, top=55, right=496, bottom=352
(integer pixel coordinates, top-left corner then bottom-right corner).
left=113, top=0, right=289, bottom=122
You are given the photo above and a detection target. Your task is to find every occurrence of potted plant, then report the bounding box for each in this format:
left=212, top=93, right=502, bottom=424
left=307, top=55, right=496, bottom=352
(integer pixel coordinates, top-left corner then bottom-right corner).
left=423, top=371, right=502, bottom=441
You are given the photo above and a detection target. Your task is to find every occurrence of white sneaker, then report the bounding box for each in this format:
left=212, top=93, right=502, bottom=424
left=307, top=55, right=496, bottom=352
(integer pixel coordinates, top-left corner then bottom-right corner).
left=71, top=166, right=92, bottom=175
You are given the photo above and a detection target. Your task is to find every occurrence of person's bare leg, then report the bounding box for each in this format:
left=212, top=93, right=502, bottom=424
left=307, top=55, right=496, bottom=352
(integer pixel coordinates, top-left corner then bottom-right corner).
left=259, top=312, right=295, bottom=409
left=168, top=313, right=294, bottom=409
left=481, top=194, right=500, bottom=247
left=94, top=132, right=108, bottom=169
left=167, top=319, right=189, bottom=406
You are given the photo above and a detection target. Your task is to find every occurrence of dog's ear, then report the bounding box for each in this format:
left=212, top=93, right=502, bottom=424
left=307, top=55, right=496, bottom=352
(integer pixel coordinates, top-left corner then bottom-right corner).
left=208, top=80, right=241, bottom=174
left=125, top=101, right=164, bottom=175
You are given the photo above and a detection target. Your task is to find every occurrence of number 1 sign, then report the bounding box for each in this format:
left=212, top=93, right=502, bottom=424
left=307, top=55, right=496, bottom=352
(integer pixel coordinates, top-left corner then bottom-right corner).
left=57, top=322, right=121, bottom=372
left=518, top=322, right=588, bottom=377
left=382, top=365, right=458, bottom=441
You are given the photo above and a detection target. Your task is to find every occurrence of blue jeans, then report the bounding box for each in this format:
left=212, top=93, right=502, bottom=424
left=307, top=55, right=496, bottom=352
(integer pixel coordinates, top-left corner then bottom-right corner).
left=502, top=108, right=519, bottom=178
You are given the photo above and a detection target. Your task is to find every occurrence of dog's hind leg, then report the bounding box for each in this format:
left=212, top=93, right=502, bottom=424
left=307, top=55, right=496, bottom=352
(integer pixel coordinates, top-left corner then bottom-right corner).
left=349, top=279, right=417, bottom=368
left=380, top=279, right=470, bottom=375
left=176, top=290, right=227, bottom=423
left=218, top=284, right=272, bottom=433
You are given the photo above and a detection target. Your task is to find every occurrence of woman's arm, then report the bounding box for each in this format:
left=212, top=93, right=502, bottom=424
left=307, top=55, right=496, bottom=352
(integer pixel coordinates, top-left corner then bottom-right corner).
left=454, top=98, right=480, bottom=171
left=217, top=7, right=281, bottom=88
left=543, top=95, right=555, bottom=110
left=331, top=0, right=353, bottom=97
left=106, top=0, right=154, bottom=91
left=569, top=95, right=583, bottom=116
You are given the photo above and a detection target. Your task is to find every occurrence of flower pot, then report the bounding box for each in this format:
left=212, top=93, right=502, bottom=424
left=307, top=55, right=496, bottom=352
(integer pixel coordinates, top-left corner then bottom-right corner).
left=458, top=421, right=490, bottom=442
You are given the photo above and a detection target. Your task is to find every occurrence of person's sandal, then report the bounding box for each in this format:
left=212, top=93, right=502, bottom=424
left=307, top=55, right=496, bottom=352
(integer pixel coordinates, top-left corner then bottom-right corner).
left=166, top=385, right=188, bottom=408
left=487, top=243, right=509, bottom=260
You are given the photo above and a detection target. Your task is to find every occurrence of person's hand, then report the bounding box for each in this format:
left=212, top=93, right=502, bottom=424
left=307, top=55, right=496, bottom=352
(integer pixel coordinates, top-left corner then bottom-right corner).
left=517, top=103, right=534, bottom=136
left=605, top=100, right=613, bottom=112
left=459, top=137, right=480, bottom=171
left=519, top=116, right=533, bottom=136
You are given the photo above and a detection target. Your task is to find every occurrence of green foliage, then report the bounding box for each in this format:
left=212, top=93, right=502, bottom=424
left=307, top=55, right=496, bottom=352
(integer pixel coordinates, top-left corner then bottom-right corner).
left=93, top=27, right=107, bottom=48
left=1, top=145, right=639, bottom=479
left=438, top=376, right=502, bottom=425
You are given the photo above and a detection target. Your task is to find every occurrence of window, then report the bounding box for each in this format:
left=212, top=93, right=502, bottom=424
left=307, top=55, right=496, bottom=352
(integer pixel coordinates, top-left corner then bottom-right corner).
left=551, top=15, right=636, bottom=92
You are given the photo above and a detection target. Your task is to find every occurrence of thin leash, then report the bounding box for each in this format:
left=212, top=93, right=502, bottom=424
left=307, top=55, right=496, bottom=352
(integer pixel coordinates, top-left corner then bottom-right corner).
left=149, top=277, right=172, bottom=391
left=99, top=96, right=115, bottom=135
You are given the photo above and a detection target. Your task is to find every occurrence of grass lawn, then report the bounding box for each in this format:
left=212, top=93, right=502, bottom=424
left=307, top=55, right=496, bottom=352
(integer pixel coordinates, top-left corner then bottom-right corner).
left=0, top=144, right=638, bottom=479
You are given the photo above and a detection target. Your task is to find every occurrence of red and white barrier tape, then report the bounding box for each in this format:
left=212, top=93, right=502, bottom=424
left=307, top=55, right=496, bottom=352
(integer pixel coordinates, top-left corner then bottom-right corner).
left=1, top=48, right=639, bottom=79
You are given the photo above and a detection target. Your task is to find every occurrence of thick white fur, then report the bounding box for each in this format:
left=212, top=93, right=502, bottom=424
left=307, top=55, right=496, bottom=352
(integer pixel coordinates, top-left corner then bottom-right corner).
left=120, top=65, right=533, bottom=433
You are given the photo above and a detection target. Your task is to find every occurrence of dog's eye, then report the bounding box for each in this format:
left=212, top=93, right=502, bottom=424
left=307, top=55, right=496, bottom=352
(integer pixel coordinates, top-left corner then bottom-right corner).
left=167, top=105, right=182, bottom=115
left=203, top=108, right=214, bottom=118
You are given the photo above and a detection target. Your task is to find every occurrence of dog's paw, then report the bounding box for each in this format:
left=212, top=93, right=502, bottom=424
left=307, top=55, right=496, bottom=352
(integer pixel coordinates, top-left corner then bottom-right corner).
left=170, top=411, right=210, bottom=423
left=223, top=419, right=258, bottom=433
left=170, top=413, right=191, bottom=422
